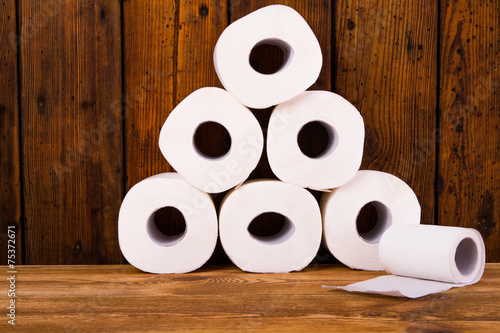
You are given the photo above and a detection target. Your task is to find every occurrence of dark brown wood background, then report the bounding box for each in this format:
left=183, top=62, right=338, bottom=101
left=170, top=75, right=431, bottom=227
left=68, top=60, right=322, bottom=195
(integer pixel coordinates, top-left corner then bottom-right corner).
left=1, top=0, right=498, bottom=265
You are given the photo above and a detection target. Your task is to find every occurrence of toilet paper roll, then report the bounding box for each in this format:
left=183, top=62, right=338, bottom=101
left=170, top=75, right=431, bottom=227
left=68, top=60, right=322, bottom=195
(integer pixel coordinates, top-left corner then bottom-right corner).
left=159, top=87, right=264, bottom=193
left=379, top=224, right=486, bottom=284
left=118, top=173, right=218, bottom=274
left=219, top=180, right=322, bottom=273
left=267, top=91, right=364, bottom=190
left=321, top=170, right=421, bottom=271
left=213, top=5, right=322, bottom=109
left=325, top=224, right=486, bottom=298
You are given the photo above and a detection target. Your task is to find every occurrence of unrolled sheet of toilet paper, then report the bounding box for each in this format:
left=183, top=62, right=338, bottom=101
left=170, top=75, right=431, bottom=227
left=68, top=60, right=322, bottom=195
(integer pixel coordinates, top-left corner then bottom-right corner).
left=214, top=5, right=322, bottom=109
left=323, top=224, right=486, bottom=298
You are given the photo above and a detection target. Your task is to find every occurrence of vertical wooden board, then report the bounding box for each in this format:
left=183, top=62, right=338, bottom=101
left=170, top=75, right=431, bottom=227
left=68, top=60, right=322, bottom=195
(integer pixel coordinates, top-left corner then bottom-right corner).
left=176, top=0, right=229, bottom=165
left=0, top=0, right=22, bottom=264
left=123, top=0, right=175, bottom=191
left=439, top=1, right=499, bottom=262
left=175, top=0, right=229, bottom=264
left=335, top=1, right=438, bottom=226
left=176, top=0, right=227, bottom=101
left=20, top=1, right=123, bottom=264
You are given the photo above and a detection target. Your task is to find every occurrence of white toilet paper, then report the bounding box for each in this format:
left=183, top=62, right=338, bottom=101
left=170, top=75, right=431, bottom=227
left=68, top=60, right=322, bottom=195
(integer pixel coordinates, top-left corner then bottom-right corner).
left=380, top=224, right=486, bottom=284
left=321, top=170, right=421, bottom=271
left=159, top=87, right=263, bottom=193
left=267, top=91, right=364, bottom=190
left=326, top=224, right=486, bottom=298
left=219, top=180, right=322, bottom=273
left=118, top=173, right=218, bottom=274
left=213, top=5, right=322, bottom=109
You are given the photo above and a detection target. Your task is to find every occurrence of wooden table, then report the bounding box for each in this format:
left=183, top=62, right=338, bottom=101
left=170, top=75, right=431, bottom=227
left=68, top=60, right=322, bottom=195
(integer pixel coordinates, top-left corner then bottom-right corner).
left=7, top=264, right=500, bottom=332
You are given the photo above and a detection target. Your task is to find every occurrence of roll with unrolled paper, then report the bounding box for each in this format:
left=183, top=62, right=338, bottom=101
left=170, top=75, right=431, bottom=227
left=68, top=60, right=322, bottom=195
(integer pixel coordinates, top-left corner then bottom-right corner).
left=326, top=224, right=486, bottom=298
left=219, top=180, right=322, bottom=273
left=379, top=224, right=486, bottom=284
left=118, top=173, right=218, bottom=274
left=213, top=5, right=322, bottom=109
left=321, top=170, right=421, bottom=271
left=159, top=87, right=263, bottom=193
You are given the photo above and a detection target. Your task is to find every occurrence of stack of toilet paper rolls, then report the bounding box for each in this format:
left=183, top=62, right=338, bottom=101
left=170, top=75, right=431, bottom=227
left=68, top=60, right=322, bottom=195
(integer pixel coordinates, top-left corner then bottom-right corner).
left=118, top=5, right=485, bottom=296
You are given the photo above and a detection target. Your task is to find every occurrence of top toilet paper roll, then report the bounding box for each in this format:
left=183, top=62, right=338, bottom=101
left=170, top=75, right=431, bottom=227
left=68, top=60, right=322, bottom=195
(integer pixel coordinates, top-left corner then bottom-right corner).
left=214, top=5, right=322, bottom=109
left=321, top=170, right=421, bottom=271
left=267, top=91, right=364, bottom=190
left=159, top=87, right=263, bottom=193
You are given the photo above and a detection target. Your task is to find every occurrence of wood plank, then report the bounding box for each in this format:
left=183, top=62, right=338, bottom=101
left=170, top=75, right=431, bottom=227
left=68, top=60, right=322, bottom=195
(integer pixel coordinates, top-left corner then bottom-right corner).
left=175, top=0, right=229, bottom=167
left=123, top=0, right=175, bottom=191
left=439, top=1, right=500, bottom=262
left=176, top=0, right=227, bottom=101
left=19, top=1, right=123, bottom=264
left=12, top=264, right=500, bottom=331
left=0, top=1, right=22, bottom=264
left=175, top=0, right=229, bottom=264
left=334, top=1, right=438, bottom=226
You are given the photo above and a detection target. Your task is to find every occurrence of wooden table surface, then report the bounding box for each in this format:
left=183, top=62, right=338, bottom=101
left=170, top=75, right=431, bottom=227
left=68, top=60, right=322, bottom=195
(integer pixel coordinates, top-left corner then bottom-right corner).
left=5, top=264, right=499, bottom=332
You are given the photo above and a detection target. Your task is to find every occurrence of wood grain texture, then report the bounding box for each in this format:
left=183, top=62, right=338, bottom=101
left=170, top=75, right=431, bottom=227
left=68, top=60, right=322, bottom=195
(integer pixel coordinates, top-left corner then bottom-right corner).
left=334, top=1, right=438, bottom=226
left=0, top=0, right=22, bottom=264
left=19, top=0, right=123, bottom=264
left=123, top=0, right=175, bottom=191
left=439, top=1, right=500, bottom=261
left=176, top=0, right=229, bottom=264
left=10, top=264, right=500, bottom=331
left=1, top=1, right=499, bottom=264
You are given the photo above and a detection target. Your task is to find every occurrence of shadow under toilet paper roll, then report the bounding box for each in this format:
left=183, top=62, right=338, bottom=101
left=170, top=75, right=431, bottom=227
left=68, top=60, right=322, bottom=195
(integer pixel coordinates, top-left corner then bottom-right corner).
left=214, top=5, right=322, bottom=109
left=159, top=87, right=264, bottom=194
left=118, top=173, right=218, bottom=274
left=219, top=180, right=322, bottom=273
left=321, top=170, right=421, bottom=271
left=267, top=91, right=365, bottom=190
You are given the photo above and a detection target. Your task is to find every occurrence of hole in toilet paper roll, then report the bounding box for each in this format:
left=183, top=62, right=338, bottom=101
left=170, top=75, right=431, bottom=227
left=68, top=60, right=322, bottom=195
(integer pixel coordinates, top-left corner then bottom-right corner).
left=147, top=207, right=187, bottom=246
left=247, top=212, right=295, bottom=245
left=249, top=39, right=293, bottom=75
left=455, top=237, right=478, bottom=277
left=356, top=201, right=392, bottom=244
left=193, top=121, right=232, bottom=159
left=297, top=121, right=338, bottom=159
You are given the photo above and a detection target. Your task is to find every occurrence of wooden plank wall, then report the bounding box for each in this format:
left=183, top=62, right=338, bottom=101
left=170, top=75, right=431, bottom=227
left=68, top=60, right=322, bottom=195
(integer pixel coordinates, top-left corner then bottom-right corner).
left=0, top=0, right=22, bottom=263
left=0, top=0, right=498, bottom=264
